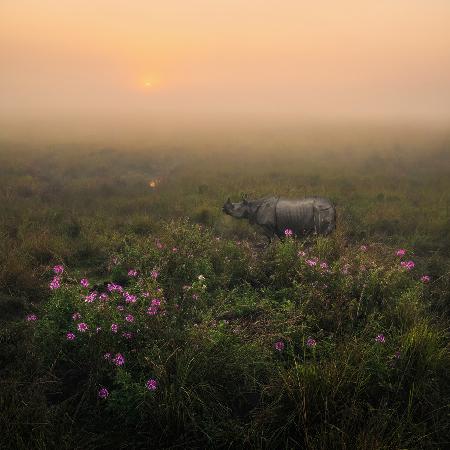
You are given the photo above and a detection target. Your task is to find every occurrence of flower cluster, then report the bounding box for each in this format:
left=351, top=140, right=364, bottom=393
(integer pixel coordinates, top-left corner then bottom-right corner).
left=108, top=283, right=124, bottom=293
left=53, top=265, right=64, bottom=274
left=112, top=353, right=125, bottom=366
left=124, top=292, right=137, bottom=304
left=400, top=260, right=415, bottom=270
left=98, top=387, right=109, bottom=399
left=147, top=298, right=161, bottom=316
left=77, top=322, right=88, bottom=332
left=49, top=276, right=61, bottom=290
left=146, top=379, right=158, bottom=391
left=151, top=270, right=159, bottom=279
left=85, top=292, right=97, bottom=303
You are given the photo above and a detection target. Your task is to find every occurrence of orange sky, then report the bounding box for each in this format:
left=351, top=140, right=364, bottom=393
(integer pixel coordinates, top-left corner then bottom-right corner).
left=1, top=0, right=450, bottom=123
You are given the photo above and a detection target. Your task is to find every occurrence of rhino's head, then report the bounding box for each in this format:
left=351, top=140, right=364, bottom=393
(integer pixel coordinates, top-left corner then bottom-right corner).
left=222, top=197, right=251, bottom=219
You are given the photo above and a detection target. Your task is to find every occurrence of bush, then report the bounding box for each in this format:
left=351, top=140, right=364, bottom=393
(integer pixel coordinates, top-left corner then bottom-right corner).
left=5, top=222, right=447, bottom=449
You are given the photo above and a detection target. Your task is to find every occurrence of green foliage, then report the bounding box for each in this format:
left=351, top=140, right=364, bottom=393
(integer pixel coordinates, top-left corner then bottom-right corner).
left=2, top=222, right=448, bottom=449
left=0, top=141, right=449, bottom=448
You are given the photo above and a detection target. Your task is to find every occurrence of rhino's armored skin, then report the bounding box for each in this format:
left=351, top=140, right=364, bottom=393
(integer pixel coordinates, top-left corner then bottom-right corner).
left=223, top=196, right=336, bottom=239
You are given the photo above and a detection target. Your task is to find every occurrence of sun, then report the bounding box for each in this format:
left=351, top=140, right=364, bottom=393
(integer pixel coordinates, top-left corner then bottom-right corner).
left=139, top=76, right=162, bottom=91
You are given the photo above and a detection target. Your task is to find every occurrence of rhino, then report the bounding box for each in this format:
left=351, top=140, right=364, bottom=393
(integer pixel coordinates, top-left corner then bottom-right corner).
left=223, top=196, right=336, bottom=241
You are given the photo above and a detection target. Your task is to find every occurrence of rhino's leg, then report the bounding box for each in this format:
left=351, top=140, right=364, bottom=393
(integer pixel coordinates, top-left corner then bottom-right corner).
left=319, top=207, right=335, bottom=235
left=313, top=205, right=320, bottom=235
left=259, top=225, right=275, bottom=246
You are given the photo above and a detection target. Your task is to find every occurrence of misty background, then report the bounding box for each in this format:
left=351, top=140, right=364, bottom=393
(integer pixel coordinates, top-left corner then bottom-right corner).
left=1, top=0, right=450, bottom=144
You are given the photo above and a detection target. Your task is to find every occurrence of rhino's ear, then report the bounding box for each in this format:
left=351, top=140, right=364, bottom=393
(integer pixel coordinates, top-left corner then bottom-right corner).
left=226, top=197, right=231, bottom=204
left=243, top=198, right=248, bottom=205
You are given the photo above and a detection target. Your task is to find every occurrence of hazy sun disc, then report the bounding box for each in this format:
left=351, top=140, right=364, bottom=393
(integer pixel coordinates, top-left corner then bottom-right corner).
left=144, top=81, right=152, bottom=88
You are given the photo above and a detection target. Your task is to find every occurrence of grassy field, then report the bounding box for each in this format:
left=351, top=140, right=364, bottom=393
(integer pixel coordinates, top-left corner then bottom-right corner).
left=0, top=126, right=449, bottom=449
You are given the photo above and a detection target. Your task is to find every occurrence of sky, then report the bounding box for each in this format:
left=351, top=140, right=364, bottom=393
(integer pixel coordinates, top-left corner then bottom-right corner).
left=1, top=0, right=450, bottom=131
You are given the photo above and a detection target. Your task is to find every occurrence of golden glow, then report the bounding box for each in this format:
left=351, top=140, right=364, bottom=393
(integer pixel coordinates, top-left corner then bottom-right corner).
left=1, top=1, right=450, bottom=121
left=148, top=179, right=161, bottom=188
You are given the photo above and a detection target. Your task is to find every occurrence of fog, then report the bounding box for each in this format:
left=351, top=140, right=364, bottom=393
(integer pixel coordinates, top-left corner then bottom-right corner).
left=1, top=0, right=450, bottom=144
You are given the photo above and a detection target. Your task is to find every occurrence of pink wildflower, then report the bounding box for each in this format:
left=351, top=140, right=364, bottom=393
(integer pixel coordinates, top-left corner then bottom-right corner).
left=80, top=278, right=89, bottom=288
left=77, top=322, right=88, bottom=332
left=284, top=228, right=293, bottom=237
left=85, top=292, right=97, bottom=303
left=26, top=314, right=37, bottom=322
left=400, top=260, right=415, bottom=270
left=128, top=269, right=138, bottom=277
left=53, top=265, right=64, bottom=274
left=274, top=341, right=285, bottom=351
left=151, top=298, right=161, bottom=306
left=49, top=276, right=61, bottom=290
left=306, top=259, right=317, bottom=267
left=72, top=312, right=82, bottom=320
left=375, top=334, right=386, bottom=343
left=172, top=247, right=178, bottom=253
left=107, top=283, right=123, bottom=293
left=98, top=387, right=109, bottom=399
left=298, top=251, right=306, bottom=257
left=124, top=292, right=137, bottom=303
left=66, top=332, right=76, bottom=340
left=111, top=323, right=118, bottom=333
left=396, top=249, right=406, bottom=257
left=103, top=352, right=111, bottom=360
left=306, top=337, right=317, bottom=347
left=125, top=314, right=134, bottom=322
left=151, top=270, right=159, bottom=280
left=117, top=305, right=124, bottom=311
left=142, top=292, right=150, bottom=297
left=420, top=275, right=431, bottom=283
left=360, top=245, right=368, bottom=252
left=122, top=332, right=133, bottom=339
left=147, top=306, right=158, bottom=316
left=146, top=379, right=158, bottom=390
left=320, top=262, right=329, bottom=270
left=113, top=353, right=125, bottom=366
left=99, top=293, right=109, bottom=301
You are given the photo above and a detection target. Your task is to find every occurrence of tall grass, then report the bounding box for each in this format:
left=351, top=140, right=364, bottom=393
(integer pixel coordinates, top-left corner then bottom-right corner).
left=0, top=133, right=449, bottom=448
